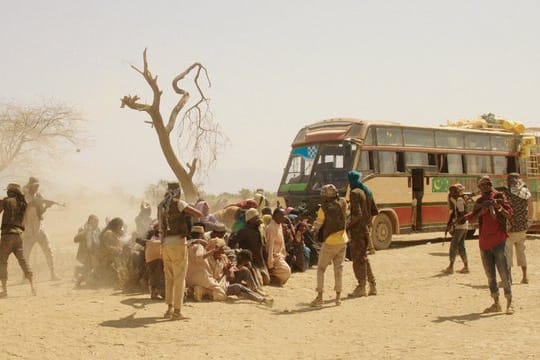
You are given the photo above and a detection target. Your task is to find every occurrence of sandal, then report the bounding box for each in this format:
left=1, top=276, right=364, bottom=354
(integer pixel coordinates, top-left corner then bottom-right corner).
left=441, top=267, right=454, bottom=275
left=483, top=303, right=502, bottom=314
left=171, top=309, right=183, bottom=320
left=310, top=297, right=323, bottom=308
left=506, top=306, right=515, bottom=315
left=457, top=268, right=470, bottom=274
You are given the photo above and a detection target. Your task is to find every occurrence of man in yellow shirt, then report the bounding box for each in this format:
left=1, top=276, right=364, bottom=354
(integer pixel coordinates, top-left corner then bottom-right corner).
left=310, top=184, right=348, bottom=307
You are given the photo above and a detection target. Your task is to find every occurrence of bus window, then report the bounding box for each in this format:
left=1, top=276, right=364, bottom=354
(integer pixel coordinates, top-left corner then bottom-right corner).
left=465, top=154, right=491, bottom=173
left=405, top=152, right=429, bottom=167
left=465, top=134, right=490, bottom=150
left=493, top=156, right=507, bottom=174
left=436, top=131, right=464, bottom=148
left=447, top=154, right=463, bottom=174
left=283, top=145, right=318, bottom=184
left=491, top=135, right=513, bottom=151
left=376, top=127, right=403, bottom=146
left=364, top=128, right=375, bottom=145
left=357, top=150, right=374, bottom=175
left=310, top=143, right=355, bottom=191
left=404, top=129, right=435, bottom=147
left=377, top=151, right=397, bottom=173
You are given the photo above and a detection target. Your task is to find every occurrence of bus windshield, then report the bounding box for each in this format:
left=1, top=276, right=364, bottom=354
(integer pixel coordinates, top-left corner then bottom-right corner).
left=280, top=142, right=356, bottom=193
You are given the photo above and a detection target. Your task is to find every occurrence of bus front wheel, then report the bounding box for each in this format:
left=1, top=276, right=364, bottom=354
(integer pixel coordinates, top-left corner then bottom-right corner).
left=372, top=213, right=393, bottom=250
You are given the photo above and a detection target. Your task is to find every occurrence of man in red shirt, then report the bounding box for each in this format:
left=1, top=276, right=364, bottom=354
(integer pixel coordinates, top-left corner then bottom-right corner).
left=464, top=176, right=514, bottom=314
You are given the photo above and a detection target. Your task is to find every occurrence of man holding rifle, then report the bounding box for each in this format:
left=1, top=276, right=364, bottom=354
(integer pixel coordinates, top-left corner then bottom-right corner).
left=463, top=176, right=514, bottom=314
left=22, top=177, right=62, bottom=281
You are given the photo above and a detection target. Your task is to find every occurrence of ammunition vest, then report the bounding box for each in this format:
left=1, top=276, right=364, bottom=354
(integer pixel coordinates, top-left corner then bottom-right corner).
left=321, top=197, right=347, bottom=241
left=163, top=199, right=189, bottom=237
left=1, top=197, right=26, bottom=234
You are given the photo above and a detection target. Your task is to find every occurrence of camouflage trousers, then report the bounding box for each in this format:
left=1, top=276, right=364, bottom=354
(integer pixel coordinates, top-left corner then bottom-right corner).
left=0, top=233, right=33, bottom=281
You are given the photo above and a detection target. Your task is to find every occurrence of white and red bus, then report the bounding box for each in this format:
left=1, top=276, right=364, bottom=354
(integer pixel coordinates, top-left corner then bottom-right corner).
left=278, top=118, right=540, bottom=249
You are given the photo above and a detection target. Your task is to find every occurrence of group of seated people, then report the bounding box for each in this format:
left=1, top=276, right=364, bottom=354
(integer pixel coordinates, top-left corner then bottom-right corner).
left=73, top=199, right=321, bottom=307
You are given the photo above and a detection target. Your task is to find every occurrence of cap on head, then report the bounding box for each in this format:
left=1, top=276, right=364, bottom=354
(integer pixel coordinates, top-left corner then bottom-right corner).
left=212, top=223, right=227, bottom=233
left=191, top=225, right=205, bottom=234
left=477, top=176, right=492, bottom=186
left=449, top=183, right=464, bottom=191
left=28, top=177, right=39, bottom=185
left=245, top=208, right=259, bottom=222
left=320, top=184, right=338, bottom=198
left=7, top=183, right=22, bottom=195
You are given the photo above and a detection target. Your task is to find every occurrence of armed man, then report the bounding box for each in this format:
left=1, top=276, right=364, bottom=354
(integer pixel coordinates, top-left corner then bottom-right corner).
left=0, top=183, right=36, bottom=298
left=22, top=177, right=62, bottom=281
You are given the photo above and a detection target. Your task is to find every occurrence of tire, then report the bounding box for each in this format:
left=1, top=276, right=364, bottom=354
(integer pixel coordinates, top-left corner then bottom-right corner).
left=371, top=213, right=393, bottom=250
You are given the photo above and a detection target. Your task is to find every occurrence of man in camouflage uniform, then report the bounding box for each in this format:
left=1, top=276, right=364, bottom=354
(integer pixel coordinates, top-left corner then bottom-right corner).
left=347, top=170, right=378, bottom=298
left=0, top=183, right=35, bottom=297
left=310, top=184, right=348, bottom=307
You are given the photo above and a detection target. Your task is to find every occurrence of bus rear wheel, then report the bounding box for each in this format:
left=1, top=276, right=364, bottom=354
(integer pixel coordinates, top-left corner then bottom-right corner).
left=372, top=213, right=393, bottom=250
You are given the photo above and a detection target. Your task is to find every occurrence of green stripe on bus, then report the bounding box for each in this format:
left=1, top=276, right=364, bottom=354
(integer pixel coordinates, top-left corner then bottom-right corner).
left=279, top=183, right=308, bottom=192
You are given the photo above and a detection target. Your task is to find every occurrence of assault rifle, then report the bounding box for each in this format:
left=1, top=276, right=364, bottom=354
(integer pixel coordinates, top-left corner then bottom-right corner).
left=43, top=199, right=67, bottom=208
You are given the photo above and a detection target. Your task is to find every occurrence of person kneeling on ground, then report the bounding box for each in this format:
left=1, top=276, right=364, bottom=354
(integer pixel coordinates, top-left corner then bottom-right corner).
left=186, top=238, right=273, bottom=307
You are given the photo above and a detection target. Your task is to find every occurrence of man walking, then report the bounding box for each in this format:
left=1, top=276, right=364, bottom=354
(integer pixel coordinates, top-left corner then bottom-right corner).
left=347, top=171, right=378, bottom=298
left=158, top=182, right=202, bottom=320
left=443, top=184, right=470, bottom=274
left=464, top=176, right=514, bottom=314
left=0, top=184, right=35, bottom=298
left=504, top=173, right=531, bottom=284
left=310, top=184, right=348, bottom=307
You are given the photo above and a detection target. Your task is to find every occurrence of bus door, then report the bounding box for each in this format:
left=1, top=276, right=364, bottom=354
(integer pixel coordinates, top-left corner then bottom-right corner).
left=411, top=168, right=424, bottom=231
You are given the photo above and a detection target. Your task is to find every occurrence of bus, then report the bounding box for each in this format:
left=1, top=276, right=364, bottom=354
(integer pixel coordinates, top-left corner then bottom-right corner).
left=277, top=118, right=540, bottom=249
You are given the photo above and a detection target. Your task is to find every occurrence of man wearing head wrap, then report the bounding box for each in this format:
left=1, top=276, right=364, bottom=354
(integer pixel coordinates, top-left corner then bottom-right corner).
left=0, top=184, right=35, bottom=298
left=464, top=176, right=514, bottom=314
left=442, top=184, right=470, bottom=275
left=504, top=173, right=531, bottom=284
left=229, top=208, right=269, bottom=287
left=21, top=177, right=60, bottom=281
left=310, top=184, right=348, bottom=307
left=346, top=171, right=378, bottom=298
left=158, top=182, right=203, bottom=320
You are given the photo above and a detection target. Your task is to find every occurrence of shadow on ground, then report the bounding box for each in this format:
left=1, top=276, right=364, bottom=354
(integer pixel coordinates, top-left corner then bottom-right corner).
left=99, top=312, right=176, bottom=328
left=432, top=312, right=503, bottom=324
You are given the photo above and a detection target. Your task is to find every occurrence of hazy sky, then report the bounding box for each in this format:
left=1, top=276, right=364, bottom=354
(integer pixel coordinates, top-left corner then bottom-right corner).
left=2, top=0, right=539, bottom=196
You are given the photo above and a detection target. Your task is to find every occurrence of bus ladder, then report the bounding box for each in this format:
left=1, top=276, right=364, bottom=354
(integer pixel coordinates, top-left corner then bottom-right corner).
left=525, top=145, right=540, bottom=178
left=524, top=144, right=540, bottom=222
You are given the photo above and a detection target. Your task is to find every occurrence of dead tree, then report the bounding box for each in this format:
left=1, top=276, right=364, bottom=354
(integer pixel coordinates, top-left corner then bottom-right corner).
left=121, top=49, right=224, bottom=202
left=0, top=102, right=83, bottom=174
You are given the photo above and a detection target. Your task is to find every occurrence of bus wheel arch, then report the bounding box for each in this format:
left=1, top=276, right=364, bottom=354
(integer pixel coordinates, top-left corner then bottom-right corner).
left=371, top=211, right=396, bottom=250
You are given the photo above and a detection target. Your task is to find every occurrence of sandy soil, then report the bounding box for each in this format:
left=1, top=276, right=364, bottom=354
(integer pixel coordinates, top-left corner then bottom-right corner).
left=1, top=229, right=539, bottom=359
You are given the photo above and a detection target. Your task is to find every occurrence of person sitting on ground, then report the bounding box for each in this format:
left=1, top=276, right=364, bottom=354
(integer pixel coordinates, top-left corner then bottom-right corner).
left=186, top=238, right=273, bottom=306
left=98, top=217, right=125, bottom=286
left=287, top=221, right=310, bottom=272
left=135, top=221, right=165, bottom=299
left=229, top=208, right=270, bottom=286
left=73, top=214, right=101, bottom=287
left=265, top=208, right=292, bottom=286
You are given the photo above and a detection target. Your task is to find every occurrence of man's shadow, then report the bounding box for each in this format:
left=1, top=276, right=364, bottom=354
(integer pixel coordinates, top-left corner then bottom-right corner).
left=120, top=297, right=161, bottom=309
left=99, top=312, right=174, bottom=328
left=432, top=311, right=503, bottom=325
left=273, top=298, right=353, bottom=315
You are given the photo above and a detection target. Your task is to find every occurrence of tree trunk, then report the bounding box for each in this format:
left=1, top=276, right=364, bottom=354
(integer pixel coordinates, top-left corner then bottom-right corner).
left=154, top=123, right=198, bottom=202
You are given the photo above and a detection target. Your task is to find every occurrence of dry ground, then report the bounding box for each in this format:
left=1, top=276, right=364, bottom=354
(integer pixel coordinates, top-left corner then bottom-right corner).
left=1, top=228, right=539, bottom=359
